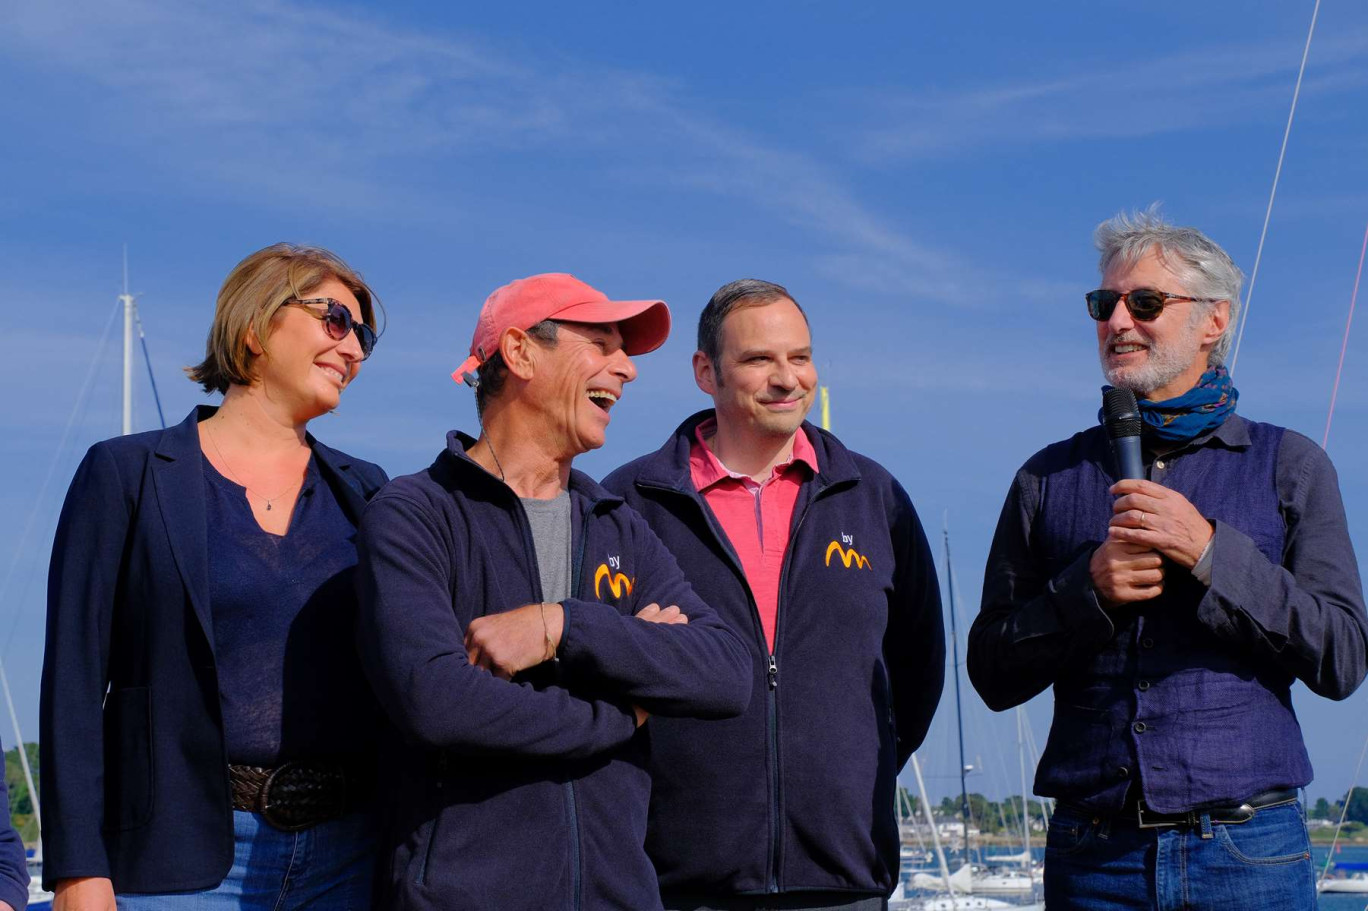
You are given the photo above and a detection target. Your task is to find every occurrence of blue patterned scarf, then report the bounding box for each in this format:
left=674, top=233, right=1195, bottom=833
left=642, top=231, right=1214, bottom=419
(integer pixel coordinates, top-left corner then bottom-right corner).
left=1100, top=365, right=1238, bottom=444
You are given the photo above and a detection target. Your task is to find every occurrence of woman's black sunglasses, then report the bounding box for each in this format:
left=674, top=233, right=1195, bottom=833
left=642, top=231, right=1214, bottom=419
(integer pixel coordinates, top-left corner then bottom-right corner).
left=1086, top=288, right=1220, bottom=322
left=285, top=297, right=377, bottom=359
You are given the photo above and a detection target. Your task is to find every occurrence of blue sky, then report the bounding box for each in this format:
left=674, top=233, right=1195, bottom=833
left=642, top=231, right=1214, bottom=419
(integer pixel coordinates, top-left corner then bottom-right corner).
left=2, top=0, right=1367, bottom=806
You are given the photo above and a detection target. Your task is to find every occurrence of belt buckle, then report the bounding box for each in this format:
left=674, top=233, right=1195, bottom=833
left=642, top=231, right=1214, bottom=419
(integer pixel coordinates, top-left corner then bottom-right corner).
left=1135, top=801, right=1183, bottom=829
left=257, top=761, right=346, bottom=832
left=1212, top=803, right=1256, bottom=825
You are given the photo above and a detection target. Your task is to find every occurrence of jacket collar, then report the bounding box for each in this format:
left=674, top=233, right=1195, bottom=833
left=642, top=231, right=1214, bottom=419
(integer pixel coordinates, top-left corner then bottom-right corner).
left=309, top=437, right=369, bottom=523
left=150, top=407, right=216, bottom=649
left=1207, top=413, right=1252, bottom=449
left=443, top=430, right=623, bottom=509
left=633, top=409, right=862, bottom=495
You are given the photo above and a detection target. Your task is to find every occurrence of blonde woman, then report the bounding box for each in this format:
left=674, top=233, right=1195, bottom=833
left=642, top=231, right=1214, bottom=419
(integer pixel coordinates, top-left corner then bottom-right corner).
left=42, top=244, right=388, bottom=910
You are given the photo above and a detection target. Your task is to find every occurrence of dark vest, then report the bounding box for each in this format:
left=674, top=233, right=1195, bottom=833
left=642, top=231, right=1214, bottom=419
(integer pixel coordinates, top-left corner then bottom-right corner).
left=1032, top=418, right=1309, bottom=812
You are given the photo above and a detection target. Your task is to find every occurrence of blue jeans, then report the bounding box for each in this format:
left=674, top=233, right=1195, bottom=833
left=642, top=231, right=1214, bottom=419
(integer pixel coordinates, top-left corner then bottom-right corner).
left=1044, top=801, right=1315, bottom=910
left=116, top=810, right=376, bottom=910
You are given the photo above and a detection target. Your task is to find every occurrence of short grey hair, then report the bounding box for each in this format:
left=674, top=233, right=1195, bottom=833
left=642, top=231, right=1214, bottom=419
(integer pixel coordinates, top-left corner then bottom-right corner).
left=1095, top=207, right=1243, bottom=365
left=698, top=278, right=807, bottom=365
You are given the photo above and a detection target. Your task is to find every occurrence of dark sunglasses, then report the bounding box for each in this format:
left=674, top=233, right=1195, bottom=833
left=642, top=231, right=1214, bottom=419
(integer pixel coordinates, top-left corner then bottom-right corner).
left=285, top=297, right=377, bottom=359
left=1085, top=288, right=1220, bottom=322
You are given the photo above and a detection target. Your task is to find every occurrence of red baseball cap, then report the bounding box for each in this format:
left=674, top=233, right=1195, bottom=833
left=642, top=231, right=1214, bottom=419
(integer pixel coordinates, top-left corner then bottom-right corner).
left=452, top=273, right=671, bottom=385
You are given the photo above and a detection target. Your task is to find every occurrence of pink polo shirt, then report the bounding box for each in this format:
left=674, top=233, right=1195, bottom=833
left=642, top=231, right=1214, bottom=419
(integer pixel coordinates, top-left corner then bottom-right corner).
left=688, top=419, right=819, bottom=653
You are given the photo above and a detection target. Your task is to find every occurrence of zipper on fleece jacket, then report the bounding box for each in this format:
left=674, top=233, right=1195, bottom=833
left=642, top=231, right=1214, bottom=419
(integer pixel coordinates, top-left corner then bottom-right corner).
left=764, top=492, right=814, bottom=891
left=765, top=477, right=839, bottom=892
left=765, top=652, right=780, bottom=893
left=639, top=477, right=798, bottom=894
left=508, top=493, right=594, bottom=911
left=566, top=507, right=592, bottom=911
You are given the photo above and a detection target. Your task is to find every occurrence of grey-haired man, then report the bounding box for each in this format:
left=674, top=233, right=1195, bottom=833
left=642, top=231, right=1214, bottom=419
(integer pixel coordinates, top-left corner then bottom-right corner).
left=970, top=210, right=1368, bottom=910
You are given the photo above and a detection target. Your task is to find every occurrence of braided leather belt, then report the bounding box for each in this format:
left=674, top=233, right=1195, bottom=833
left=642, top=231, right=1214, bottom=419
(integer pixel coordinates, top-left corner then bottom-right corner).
left=228, top=761, right=358, bottom=832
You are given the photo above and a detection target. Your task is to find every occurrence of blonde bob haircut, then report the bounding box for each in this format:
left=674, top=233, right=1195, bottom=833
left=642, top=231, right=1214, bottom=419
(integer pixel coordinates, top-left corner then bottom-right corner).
left=186, top=243, right=380, bottom=395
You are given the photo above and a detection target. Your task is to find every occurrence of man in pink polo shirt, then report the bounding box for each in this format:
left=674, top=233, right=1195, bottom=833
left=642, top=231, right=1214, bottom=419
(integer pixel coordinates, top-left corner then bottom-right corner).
left=605, top=279, right=945, bottom=911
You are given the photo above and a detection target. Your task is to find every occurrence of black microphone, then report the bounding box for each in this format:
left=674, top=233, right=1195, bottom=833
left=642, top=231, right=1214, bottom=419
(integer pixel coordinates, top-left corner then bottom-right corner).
left=1102, top=387, right=1144, bottom=480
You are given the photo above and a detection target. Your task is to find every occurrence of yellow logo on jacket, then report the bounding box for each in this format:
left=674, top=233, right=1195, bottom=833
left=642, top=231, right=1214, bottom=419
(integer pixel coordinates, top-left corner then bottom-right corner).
left=594, top=563, right=634, bottom=599
left=825, top=540, right=872, bottom=570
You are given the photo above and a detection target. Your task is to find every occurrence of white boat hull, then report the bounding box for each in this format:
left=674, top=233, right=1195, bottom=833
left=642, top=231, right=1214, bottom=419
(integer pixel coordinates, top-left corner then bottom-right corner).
left=1318, top=878, right=1368, bottom=893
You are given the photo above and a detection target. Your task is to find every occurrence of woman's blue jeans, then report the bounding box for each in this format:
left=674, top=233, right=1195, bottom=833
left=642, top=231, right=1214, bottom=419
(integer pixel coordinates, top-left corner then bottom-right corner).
left=116, top=810, right=376, bottom=910
left=1044, top=801, right=1315, bottom=910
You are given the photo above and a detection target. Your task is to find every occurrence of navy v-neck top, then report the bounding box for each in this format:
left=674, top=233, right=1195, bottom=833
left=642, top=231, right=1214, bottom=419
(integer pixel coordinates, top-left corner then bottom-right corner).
left=203, top=453, right=372, bottom=766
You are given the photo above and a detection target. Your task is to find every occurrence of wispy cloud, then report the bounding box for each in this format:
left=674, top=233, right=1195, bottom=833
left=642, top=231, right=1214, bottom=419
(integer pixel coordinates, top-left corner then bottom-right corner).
left=0, top=0, right=1009, bottom=306
left=837, top=32, right=1368, bottom=163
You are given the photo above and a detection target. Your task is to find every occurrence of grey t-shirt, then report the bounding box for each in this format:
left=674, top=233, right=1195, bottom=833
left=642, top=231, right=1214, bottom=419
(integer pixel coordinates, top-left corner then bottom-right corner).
left=520, top=491, right=572, bottom=604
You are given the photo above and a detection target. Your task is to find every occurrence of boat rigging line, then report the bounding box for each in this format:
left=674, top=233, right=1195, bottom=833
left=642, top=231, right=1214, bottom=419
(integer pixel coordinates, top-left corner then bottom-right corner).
left=0, top=297, right=121, bottom=658
left=1321, top=219, right=1366, bottom=450
left=942, top=513, right=974, bottom=859
left=1316, top=724, right=1368, bottom=890
left=135, top=306, right=167, bottom=430
left=1228, top=0, right=1322, bottom=376
left=3, top=254, right=170, bottom=660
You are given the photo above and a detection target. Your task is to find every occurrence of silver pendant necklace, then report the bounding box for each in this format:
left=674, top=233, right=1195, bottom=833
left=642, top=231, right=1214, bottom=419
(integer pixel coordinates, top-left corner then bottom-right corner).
left=205, top=421, right=300, bottom=512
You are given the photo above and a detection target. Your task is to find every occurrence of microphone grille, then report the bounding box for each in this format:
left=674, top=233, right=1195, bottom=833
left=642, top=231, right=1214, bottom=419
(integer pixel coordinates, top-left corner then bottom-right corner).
left=1102, top=387, right=1142, bottom=439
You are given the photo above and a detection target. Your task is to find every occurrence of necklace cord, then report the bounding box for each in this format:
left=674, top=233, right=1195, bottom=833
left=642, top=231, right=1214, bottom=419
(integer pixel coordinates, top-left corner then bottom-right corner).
left=476, top=412, right=507, bottom=482
left=204, top=420, right=303, bottom=511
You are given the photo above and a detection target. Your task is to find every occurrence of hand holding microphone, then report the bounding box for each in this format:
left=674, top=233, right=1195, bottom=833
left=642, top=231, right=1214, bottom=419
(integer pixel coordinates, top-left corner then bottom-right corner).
left=1093, top=388, right=1215, bottom=606
left=1092, top=388, right=1164, bottom=607
left=1102, top=387, right=1144, bottom=481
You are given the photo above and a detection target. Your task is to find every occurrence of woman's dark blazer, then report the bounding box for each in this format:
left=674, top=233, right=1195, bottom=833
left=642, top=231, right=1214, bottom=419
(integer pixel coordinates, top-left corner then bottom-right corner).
left=39, top=406, right=389, bottom=893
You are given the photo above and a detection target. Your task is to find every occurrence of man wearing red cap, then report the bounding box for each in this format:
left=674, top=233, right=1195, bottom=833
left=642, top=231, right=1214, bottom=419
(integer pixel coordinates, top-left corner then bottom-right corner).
left=355, top=273, right=751, bottom=911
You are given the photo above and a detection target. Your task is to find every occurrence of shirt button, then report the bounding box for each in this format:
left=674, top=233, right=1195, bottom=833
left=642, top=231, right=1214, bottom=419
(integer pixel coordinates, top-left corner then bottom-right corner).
left=1155, top=459, right=1166, bottom=470
left=1116, top=766, right=1130, bottom=779
left=1141, top=638, right=1155, bottom=649
left=1134, top=722, right=1147, bottom=733
left=1138, top=680, right=1151, bottom=691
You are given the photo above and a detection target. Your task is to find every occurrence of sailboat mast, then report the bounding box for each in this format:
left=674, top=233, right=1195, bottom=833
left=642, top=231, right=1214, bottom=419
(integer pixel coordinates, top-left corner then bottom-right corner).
left=1017, top=707, right=1031, bottom=872
left=943, top=518, right=971, bottom=856
left=0, top=658, right=38, bottom=834
left=120, top=247, right=134, bottom=436
left=910, top=753, right=957, bottom=896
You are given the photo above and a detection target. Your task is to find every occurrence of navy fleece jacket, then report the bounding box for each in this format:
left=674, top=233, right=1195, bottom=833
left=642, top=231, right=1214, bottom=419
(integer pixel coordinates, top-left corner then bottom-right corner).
left=356, top=432, right=751, bottom=911
left=604, top=413, right=945, bottom=899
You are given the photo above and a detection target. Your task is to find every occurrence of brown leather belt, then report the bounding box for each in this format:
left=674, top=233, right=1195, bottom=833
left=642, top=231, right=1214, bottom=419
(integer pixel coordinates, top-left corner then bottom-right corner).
left=228, top=761, right=366, bottom=832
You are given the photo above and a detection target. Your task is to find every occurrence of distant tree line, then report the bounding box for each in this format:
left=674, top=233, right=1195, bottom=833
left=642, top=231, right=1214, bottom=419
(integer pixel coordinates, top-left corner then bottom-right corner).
left=3, top=742, right=38, bottom=843
left=935, top=793, right=1050, bottom=835
left=3, top=751, right=1361, bottom=845
left=1309, top=788, right=1368, bottom=826
left=892, top=787, right=1048, bottom=836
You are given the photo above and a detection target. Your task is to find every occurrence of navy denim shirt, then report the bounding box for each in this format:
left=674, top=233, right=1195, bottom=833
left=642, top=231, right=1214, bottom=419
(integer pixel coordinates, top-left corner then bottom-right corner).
left=969, top=414, right=1368, bottom=813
